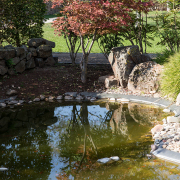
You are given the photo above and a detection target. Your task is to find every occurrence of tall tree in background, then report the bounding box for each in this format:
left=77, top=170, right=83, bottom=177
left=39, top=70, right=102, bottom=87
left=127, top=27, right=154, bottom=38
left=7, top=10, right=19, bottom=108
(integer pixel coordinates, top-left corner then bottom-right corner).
left=52, top=0, right=153, bottom=83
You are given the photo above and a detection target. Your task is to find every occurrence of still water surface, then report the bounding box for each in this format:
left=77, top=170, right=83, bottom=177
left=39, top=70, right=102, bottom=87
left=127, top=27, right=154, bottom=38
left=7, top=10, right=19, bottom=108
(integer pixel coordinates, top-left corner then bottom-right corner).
left=0, top=101, right=180, bottom=180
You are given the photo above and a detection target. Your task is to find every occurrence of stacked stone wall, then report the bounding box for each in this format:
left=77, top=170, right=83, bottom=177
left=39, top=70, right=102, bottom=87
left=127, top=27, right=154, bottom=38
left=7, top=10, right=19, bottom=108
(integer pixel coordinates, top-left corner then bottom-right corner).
left=0, top=38, right=57, bottom=76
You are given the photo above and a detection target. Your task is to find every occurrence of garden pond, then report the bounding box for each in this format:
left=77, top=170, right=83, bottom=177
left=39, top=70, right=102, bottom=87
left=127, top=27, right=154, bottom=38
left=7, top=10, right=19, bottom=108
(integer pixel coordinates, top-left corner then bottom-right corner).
left=0, top=101, right=180, bottom=180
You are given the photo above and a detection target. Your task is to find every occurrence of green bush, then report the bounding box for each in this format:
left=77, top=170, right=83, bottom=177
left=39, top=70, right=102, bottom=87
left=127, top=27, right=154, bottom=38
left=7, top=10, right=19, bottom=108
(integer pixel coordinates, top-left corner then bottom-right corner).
left=154, top=49, right=175, bottom=65
left=160, top=51, right=180, bottom=100
left=1, top=0, right=46, bottom=47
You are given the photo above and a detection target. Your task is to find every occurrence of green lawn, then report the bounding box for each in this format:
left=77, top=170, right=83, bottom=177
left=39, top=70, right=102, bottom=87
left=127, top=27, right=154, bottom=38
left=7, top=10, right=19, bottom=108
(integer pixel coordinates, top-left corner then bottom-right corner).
left=43, top=22, right=166, bottom=54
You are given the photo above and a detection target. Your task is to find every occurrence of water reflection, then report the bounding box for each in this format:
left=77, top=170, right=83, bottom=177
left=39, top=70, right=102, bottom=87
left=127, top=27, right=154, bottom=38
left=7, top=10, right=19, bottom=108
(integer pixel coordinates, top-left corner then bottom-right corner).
left=0, top=102, right=179, bottom=180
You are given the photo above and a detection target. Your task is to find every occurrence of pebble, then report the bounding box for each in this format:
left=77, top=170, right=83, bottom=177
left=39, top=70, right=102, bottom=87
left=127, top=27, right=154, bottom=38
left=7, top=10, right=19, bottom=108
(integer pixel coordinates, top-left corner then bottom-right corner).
left=151, top=115, right=180, bottom=153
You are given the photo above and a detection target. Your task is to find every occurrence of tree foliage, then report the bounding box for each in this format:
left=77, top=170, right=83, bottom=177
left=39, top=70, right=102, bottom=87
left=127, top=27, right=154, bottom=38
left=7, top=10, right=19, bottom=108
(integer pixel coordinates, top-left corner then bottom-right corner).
left=51, top=0, right=153, bottom=83
left=0, top=0, right=46, bottom=47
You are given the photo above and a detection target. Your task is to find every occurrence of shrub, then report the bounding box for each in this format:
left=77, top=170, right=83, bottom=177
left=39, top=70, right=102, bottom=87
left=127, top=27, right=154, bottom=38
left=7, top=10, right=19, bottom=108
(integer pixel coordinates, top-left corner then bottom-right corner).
left=160, top=51, right=180, bottom=100
left=0, top=0, right=46, bottom=47
left=154, top=49, right=175, bottom=65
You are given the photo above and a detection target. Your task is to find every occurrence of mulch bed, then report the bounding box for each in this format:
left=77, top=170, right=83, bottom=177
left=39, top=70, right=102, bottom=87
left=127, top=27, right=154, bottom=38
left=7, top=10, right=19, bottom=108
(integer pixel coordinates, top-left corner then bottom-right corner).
left=0, top=64, right=113, bottom=101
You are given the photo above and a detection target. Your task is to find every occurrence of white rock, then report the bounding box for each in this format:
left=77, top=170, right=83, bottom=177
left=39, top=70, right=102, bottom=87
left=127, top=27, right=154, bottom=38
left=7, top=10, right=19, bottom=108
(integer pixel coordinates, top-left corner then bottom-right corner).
left=0, top=167, right=8, bottom=171
left=0, top=103, right=6, bottom=108
left=40, top=95, right=45, bottom=101
left=56, top=95, right=63, bottom=100
left=120, top=98, right=130, bottom=103
left=33, top=98, right=40, bottom=102
left=110, top=156, right=120, bottom=161
left=109, top=98, right=115, bottom=102
left=19, top=100, right=24, bottom=104
left=163, top=109, right=171, bottom=113
left=90, top=97, right=96, bottom=101
left=76, top=96, right=84, bottom=100
left=97, top=158, right=111, bottom=164
left=167, top=116, right=180, bottom=123
left=176, top=93, right=180, bottom=106
left=64, top=96, right=73, bottom=100
left=8, top=100, right=18, bottom=105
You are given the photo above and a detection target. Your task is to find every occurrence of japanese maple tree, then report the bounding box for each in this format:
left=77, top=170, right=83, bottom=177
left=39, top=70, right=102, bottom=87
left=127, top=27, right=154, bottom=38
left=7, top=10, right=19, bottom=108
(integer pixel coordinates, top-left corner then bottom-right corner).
left=52, top=0, right=153, bottom=83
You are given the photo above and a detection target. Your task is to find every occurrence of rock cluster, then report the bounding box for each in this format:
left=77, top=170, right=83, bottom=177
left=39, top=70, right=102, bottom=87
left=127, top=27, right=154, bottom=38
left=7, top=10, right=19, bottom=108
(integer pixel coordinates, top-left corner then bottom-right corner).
left=0, top=92, right=97, bottom=108
left=151, top=115, right=180, bottom=153
left=0, top=38, right=57, bottom=76
left=107, top=45, right=162, bottom=95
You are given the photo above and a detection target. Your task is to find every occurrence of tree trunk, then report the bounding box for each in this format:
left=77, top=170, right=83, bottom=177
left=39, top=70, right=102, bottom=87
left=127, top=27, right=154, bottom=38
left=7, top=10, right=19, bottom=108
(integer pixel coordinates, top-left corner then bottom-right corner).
left=81, top=53, right=88, bottom=83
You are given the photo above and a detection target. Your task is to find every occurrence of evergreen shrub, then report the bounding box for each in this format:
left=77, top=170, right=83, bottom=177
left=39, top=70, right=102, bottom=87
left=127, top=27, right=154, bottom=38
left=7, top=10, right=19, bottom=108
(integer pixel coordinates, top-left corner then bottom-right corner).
left=160, top=51, right=180, bottom=100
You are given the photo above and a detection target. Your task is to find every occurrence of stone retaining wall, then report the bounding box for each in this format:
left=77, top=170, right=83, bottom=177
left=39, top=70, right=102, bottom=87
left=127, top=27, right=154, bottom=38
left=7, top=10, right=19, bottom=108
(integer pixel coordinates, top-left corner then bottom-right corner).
left=0, top=38, right=57, bottom=76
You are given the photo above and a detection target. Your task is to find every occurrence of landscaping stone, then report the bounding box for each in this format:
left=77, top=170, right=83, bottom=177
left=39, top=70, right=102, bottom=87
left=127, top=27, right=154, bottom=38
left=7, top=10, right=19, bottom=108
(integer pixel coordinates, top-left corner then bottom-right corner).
left=76, top=95, right=84, bottom=100
left=176, top=93, right=180, bottom=106
left=0, top=60, right=5, bottom=66
left=45, top=56, right=56, bottom=66
left=33, top=98, right=40, bottom=102
left=26, top=58, right=36, bottom=69
left=151, top=125, right=164, bottom=135
left=0, top=103, right=6, bottom=108
left=15, top=47, right=25, bottom=57
left=167, top=116, right=180, bottom=123
left=28, top=47, right=37, bottom=56
left=8, top=68, right=15, bottom=75
left=108, top=45, right=142, bottom=88
left=98, top=75, right=114, bottom=83
left=15, top=59, right=26, bottom=73
left=128, top=61, right=162, bottom=94
left=12, top=57, right=20, bottom=65
left=28, top=38, right=46, bottom=48
left=37, top=45, right=52, bottom=58
left=4, top=49, right=16, bottom=60
left=105, top=77, right=119, bottom=89
left=56, top=95, right=63, bottom=100
left=6, top=89, right=18, bottom=96
left=0, top=65, right=8, bottom=75
left=35, top=58, right=45, bottom=68
left=64, top=96, right=74, bottom=100
left=26, top=52, right=32, bottom=61
left=40, top=95, right=45, bottom=101
left=8, top=100, right=18, bottom=105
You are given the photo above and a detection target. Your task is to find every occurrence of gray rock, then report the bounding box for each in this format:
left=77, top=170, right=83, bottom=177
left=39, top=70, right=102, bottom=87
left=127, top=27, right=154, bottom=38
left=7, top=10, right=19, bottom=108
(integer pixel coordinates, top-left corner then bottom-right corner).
left=11, top=57, right=20, bottom=65
left=37, top=45, right=52, bottom=58
left=8, top=100, right=18, bottom=105
left=98, top=75, right=114, bottom=83
left=8, top=68, right=15, bottom=75
left=65, top=92, right=77, bottom=97
left=4, top=49, right=16, bottom=60
left=128, top=61, right=162, bottom=94
left=0, top=65, right=8, bottom=75
left=33, top=98, right=40, bottom=102
left=26, top=52, right=32, bottom=61
left=76, top=96, right=84, bottom=100
left=108, top=45, right=142, bottom=88
left=40, top=95, right=45, bottom=101
left=64, top=96, right=74, bottom=100
left=0, top=103, right=6, bottom=108
left=35, top=58, right=44, bottom=68
left=26, top=58, right=35, bottom=69
left=0, top=60, right=5, bottom=66
left=27, top=38, right=46, bottom=48
left=28, top=47, right=37, bottom=56
left=49, top=96, right=55, bottom=100
left=56, top=95, right=63, bottom=100
left=15, top=59, right=26, bottom=73
left=105, top=77, right=119, bottom=89
left=15, top=47, right=25, bottom=57
left=45, top=56, right=56, bottom=66
left=6, top=89, right=18, bottom=96
left=4, top=45, right=14, bottom=49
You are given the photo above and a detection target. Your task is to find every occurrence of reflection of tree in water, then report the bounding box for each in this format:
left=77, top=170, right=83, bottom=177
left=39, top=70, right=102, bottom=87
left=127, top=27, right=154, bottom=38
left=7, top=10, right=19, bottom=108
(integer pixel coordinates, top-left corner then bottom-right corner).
left=0, top=129, right=52, bottom=180
left=54, top=102, right=177, bottom=180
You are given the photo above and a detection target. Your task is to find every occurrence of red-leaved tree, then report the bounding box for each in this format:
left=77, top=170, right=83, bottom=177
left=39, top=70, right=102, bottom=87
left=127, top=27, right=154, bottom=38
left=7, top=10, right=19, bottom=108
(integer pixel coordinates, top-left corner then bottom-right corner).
left=52, top=0, right=153, bottom=83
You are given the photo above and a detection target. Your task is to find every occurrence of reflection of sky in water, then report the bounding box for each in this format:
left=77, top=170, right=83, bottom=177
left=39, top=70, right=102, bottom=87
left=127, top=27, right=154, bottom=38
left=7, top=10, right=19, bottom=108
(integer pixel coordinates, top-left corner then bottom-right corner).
left=47, top=105, right=108, bottom=180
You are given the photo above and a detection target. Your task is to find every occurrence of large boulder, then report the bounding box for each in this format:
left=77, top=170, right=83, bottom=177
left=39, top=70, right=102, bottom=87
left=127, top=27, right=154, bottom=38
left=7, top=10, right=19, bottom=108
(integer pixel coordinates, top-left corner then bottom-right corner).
left=128, top=61, right=162, bottom=94
left=28, top=38, right=55, bottom=48
left=108, top=45, right=142, bottom=88
left=0, top=49, right=16, bottom=60
left=37, top=45, right=52, bottom=58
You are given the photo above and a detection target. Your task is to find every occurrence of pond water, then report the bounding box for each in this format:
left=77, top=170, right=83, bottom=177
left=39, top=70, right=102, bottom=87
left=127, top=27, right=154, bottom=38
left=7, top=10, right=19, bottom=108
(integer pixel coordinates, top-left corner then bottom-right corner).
left=0, top=101, right=180, bottom=180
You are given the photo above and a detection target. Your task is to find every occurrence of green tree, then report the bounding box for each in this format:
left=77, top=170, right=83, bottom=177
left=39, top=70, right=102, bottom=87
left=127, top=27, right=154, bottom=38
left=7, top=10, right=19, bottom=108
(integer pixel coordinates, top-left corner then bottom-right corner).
left=1, top=0, right=46, bottom=47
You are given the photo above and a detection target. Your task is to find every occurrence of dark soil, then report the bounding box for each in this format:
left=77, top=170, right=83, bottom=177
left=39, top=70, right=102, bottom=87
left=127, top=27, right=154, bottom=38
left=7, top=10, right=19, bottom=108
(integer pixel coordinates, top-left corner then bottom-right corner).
left=0, top=64, right=113, bottom=101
